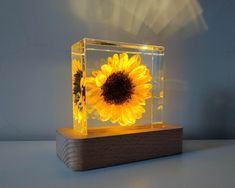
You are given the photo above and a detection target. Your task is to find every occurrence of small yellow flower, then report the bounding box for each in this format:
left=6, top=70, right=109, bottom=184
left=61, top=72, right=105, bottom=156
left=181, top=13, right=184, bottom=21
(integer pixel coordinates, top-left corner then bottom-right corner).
left=86, top=53, right=152, bottom=126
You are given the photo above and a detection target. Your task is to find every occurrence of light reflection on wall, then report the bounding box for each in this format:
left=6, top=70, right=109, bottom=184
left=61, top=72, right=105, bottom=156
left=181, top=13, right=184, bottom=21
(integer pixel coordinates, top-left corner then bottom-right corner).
left=69, top=0, right=207, bottom=41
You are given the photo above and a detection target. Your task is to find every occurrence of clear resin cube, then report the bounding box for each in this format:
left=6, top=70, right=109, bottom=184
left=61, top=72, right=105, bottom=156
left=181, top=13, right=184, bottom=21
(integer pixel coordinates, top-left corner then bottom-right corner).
left=71, top=38, right=164, bottom=135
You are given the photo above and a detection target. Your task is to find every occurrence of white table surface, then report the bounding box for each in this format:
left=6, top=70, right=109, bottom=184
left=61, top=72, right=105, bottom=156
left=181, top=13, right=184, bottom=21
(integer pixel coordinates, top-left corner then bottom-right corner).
left=0, top=140, right=235, bottom=188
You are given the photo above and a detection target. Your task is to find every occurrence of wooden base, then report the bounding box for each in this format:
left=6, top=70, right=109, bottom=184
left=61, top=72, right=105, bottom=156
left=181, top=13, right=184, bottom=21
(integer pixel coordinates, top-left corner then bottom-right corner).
left=56, top=124, right=183, bottom=171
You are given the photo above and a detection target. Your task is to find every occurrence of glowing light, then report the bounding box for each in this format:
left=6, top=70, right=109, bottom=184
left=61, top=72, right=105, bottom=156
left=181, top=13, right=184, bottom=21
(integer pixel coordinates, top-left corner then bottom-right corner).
left=157, top=105, right=163, bottom=110
left=69, top=0, right=208, bottom=41
left=71, top=38, right=164, bottom=135
left=160, top=90, right=164, bottom=98
left=141, top=45, right=148, bottom=50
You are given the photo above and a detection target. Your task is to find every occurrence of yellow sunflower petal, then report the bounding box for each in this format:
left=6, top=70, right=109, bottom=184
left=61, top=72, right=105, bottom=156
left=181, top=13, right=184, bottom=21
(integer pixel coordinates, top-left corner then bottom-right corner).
left=134, top=90, right=152, bottom=99
left=119, top=115, right=129, bottom=126
left=101, top=64, right=113, bottom=76
left=119, top=107, right=135, bottom=126
left=72, top=59, right=82, bottom=74
left=130, top=94, right=146, bottom=105
left=112, top=54, right=120, bottom=71
left=72, top=66, right=78, bottom=75
left=129, top=65, right=147, bottom=79
left=119, top=53, right=128, bottom=71
left=134, top=105, right=145, bottom=119
left=133, top=73, right=152, bottom=85
left=100, top=116, right=110, bottom=122
left=110, top=106, right=121, bottom=123
left=134, top=83, right=152, bottom=93
left=144, top=91, right=152, bottom=98
left=107, top=57, right=113, bottom=66
left=119, top=107, right=129, bottom=126
left=133, top=91, right=152, bottom=99
left=86, top=87, right=101, bottom=96
left=72, top=103, right=79, bottom=119
left=92, top=70, right=100, bottom=77
left=123, top=105, right=136, bottom=124
left=87, top=94, right=101, bottom=105
left=127, top=105, right=138, bottom=120
left=86, top=77, right=96, bottom=88
left=124, top=54, right=141, bottom=72
left=95, top=73, right=107, bottom=87
left=99, top=103, right=112, bottom=121
left=95, top=99, right=105, bottom=110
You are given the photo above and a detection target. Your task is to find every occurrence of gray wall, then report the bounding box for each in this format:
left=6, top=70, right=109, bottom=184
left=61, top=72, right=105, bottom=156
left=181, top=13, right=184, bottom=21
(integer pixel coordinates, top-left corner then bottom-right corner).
left=0, top=0, right=235, bottom=140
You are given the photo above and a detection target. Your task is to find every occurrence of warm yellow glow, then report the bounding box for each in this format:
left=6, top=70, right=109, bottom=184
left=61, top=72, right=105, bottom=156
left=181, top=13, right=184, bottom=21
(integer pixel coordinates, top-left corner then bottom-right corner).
left=86, top=53, right=152, bottom=126
left=71, top=39, right=165, bottom=135
left=72, top=59, right=87, bottom=135
left=141, top=45, right=148, bottom=50
left=160, top=90, right=164, bottom=98
left=157, top=105, right=163, bottom=110
left=60, top=124, right=169, bottom=138
left=69, top=0, right=207, bottom=40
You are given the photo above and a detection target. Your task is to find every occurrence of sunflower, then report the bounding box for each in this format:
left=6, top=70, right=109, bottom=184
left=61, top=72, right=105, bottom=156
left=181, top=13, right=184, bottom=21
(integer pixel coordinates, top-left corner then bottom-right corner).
left=72, top=59, right=86, bottom=133
left=86, top=53, right=152, bottom=126
left=72, top=59, right=83, bottom=106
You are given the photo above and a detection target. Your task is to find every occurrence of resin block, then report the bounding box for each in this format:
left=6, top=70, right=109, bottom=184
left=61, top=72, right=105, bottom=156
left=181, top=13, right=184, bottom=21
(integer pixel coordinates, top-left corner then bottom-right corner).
left=71, top=38, right=165, bottom=135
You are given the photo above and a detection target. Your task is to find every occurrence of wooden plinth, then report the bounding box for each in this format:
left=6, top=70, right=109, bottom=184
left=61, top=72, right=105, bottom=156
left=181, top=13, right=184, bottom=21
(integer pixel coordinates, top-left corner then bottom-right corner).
left=56, top=124, right=183, bottom=171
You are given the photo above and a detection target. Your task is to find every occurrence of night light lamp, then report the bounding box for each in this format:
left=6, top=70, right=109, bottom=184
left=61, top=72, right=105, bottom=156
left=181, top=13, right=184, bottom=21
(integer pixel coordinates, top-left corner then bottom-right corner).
left=56, top=38, right=182, bottom=171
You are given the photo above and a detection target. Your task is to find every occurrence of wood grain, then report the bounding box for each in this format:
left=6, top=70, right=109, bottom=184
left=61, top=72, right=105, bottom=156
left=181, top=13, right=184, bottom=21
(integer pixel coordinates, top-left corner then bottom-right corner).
left=56, top=124, right=183, bottom=171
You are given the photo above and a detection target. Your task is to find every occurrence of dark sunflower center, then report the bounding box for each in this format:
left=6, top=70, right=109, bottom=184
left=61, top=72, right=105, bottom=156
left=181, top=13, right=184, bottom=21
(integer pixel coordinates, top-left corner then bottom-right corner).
left=101, top=71, right=134, bottom=105
left=73, top=70, right=83, bottom=98
left=73, top=70, right=85, bottom=111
